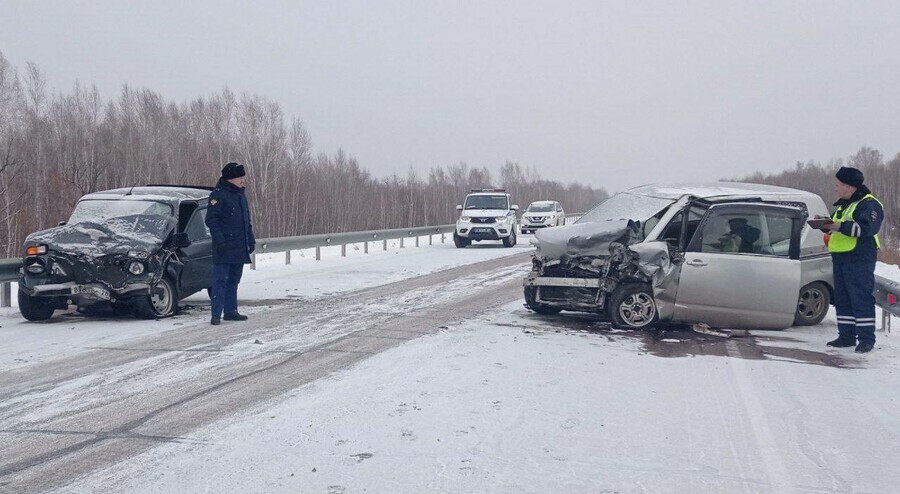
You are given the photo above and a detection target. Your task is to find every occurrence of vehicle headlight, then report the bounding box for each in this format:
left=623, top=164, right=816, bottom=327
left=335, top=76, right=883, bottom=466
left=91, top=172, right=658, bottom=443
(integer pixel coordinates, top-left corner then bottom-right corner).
left=460, top=216, right=470, bottom=222
left=128, top=250, right=149, bottom=259
left=128, top=261, right=145, bottom=275
left=25, top=245, right=48, bottom=256
left=26, top=261, right=46, bottom=274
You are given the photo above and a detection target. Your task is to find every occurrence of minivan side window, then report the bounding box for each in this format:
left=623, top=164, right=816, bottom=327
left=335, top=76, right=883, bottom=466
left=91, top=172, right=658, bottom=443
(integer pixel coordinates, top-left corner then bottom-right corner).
left=692, top=208, right=795, bottom=257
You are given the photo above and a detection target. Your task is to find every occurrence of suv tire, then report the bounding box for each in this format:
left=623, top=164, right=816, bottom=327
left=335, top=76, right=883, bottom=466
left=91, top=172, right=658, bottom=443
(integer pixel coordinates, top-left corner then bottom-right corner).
left=502, top=229, right=517, bottom=248
left=18, top=289, right=56, bottom=321
left=524, top=286, right=562, bottom=315
left=794, top=282, right=830, bottom=326
left=135, top=276, right=178, bottom=319
left=608, top=284, right=658, bottom=329
left=453, top=233, right=470, bottom=248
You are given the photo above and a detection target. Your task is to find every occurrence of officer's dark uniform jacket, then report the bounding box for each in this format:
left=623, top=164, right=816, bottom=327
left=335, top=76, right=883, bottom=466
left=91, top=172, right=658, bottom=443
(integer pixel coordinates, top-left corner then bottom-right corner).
left=828, top=184, right=884, bottom=344
left=205, top=178, right=256, bottom=264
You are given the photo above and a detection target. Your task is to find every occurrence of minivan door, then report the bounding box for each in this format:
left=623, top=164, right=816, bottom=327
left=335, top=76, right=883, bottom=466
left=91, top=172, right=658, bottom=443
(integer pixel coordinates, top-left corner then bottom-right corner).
left=672, top=203, right=804, bottom=330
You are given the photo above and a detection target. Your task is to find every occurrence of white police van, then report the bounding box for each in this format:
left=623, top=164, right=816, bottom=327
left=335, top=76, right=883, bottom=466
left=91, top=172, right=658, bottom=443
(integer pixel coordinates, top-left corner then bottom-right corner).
left=453, top=189, right=519, bottom=248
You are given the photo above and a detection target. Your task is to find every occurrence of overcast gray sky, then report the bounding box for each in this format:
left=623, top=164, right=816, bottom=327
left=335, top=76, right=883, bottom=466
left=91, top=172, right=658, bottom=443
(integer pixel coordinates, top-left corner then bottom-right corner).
left=3, top=0, right=899, bottom=192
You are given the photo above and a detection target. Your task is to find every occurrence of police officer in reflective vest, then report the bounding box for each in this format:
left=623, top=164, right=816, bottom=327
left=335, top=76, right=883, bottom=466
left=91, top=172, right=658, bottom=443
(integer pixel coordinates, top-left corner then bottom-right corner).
left=205, top=162, right=256, bottom=326
left=822, top=166, right=883, bottom=353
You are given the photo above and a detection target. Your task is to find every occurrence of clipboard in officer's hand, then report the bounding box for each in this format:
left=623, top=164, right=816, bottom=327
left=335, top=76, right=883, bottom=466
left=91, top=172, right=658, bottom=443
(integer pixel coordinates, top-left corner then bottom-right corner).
left=806, top=218, right=834, bottom=230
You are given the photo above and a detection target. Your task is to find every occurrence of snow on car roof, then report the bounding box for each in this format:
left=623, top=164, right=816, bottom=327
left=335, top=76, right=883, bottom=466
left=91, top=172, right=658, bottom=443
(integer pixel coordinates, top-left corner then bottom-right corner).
left=626, top=182, right=819, bottom=200
left=528, top=200, right=556, bottom=205
left=81, top=186, right=211, bottom=203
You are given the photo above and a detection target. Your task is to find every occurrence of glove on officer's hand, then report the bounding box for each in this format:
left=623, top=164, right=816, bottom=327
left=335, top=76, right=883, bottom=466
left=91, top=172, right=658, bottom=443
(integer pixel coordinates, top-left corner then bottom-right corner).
left=249, top=244, right=256, bottom=254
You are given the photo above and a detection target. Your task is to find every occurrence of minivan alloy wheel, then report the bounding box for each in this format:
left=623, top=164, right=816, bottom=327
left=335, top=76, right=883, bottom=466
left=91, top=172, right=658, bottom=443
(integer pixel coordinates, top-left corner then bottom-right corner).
left=619, top=293, right=656, bottom=327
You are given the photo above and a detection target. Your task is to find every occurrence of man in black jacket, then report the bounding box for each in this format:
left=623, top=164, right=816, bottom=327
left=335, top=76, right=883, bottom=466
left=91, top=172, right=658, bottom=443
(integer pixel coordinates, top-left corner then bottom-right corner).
left=205, top=162, right=256, bottom=325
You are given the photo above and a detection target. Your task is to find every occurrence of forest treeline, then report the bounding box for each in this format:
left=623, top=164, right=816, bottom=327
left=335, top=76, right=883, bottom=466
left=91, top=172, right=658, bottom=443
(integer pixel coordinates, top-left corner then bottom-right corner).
left=0, top=52, right=607, bottom=257
left=736, top=146, right=900, bottom=248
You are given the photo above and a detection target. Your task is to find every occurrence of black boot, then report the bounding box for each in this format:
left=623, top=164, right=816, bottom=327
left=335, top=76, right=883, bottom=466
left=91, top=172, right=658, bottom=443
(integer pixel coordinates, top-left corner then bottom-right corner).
left=826, top=337, right=856, bottom=348
left=223, top=313, right=248, bottom=321
left=211, top=317, right=221, bottom=326
left=855, top=341, right=874, bottom=353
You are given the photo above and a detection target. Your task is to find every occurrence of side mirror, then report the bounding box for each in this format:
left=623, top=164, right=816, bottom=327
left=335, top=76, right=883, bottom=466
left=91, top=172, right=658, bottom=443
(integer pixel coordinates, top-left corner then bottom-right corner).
left=512, top=205, right=519, bottom=211
left=172, top=232, right=191, bottom=249
left=456, top=205, right=463, bottom=211
left=58, top=221, right=67, bottom=226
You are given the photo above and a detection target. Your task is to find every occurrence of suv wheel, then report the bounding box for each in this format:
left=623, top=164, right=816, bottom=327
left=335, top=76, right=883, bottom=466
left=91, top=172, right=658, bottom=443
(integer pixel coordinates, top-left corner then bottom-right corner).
left=794, top=282, right=830, bottom=326
left=608, top=284, right=657, bottom=329
left=135, top=276, right=178, bottom=319
left=502, top=229, right=517, bottom=248
left=18, top=289, right=56, bottom=321
left=453, top=233, right=470, bottom=248
left=524, top=286, right=562, bottom=315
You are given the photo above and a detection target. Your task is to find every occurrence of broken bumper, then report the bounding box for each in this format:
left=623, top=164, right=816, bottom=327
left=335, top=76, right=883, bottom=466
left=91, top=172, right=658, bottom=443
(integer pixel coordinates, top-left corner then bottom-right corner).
left=22, top=281, right=152, bottom=301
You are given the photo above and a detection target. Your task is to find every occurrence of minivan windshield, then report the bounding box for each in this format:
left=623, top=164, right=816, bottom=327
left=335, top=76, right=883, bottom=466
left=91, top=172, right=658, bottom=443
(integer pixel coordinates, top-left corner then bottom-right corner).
left=464, top=194, right=509, bottom=210
left=527, top=203, right=555, bottom=212
left=576, top=192, right=675, bottom=224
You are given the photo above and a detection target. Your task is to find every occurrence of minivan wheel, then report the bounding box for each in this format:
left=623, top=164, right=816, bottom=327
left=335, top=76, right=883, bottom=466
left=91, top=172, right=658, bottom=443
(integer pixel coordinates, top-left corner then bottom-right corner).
left=524, top=286, right=562, bottom=315
left=135, top=276, right=178, bottom=319
left=794, top=282, right=830, bottom=326
left=18, top=289, right=55, bottom=321
left=608, top=284, right=657, bottom=329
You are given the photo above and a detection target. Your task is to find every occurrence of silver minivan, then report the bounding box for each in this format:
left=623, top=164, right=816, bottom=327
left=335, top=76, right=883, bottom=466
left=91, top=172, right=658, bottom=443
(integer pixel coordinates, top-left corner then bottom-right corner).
left=524, top=183, right=833, bottom=330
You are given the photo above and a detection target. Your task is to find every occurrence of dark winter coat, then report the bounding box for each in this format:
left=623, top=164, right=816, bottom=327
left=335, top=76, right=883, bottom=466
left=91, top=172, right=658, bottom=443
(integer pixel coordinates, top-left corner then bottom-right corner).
left=205, top=178, right=256, bottom=264
left=832, top=184, right=884, bottom=257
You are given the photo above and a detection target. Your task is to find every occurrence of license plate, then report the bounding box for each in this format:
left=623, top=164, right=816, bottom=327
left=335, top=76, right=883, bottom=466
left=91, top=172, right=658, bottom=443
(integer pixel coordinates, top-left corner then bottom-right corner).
left=472, top=228, right=492, bottom=234
left=72, top=285, right=111, bottom=300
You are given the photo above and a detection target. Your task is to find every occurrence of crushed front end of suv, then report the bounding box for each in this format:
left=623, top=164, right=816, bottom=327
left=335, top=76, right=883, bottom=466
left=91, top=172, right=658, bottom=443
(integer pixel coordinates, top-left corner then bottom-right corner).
left=524, top=183, right=834, bottom=330
left=18, top=186, right=215, bottom=321
left=454, top=189, right=520, bottom=248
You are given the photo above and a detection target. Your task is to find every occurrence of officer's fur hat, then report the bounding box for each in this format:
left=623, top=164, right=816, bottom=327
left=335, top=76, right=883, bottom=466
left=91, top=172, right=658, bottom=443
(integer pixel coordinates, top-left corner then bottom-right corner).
left=835, top=166, right=864, bottom=187
left=221, top=162, right=246, bottom=180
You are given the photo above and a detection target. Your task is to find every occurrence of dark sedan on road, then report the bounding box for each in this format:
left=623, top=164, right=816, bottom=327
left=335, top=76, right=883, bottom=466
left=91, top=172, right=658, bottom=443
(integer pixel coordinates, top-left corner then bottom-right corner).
left=18, top=186, right=215, bottom=320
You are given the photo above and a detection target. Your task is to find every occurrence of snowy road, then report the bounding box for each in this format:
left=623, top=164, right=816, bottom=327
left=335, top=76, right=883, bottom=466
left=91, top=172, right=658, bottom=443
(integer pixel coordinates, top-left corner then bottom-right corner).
left=0, top=246, right=532, bottom=492
left=2, top=243, right=900, bottom=493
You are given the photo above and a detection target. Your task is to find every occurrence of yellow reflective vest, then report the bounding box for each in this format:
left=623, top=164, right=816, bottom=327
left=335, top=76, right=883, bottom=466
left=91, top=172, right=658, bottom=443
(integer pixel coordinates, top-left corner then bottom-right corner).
left=828, top=193, right=882, bottom=253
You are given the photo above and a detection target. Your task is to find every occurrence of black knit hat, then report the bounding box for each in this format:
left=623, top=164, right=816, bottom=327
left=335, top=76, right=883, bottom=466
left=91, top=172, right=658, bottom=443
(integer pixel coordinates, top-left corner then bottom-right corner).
left=221, top=162, right=246, bottom=180
left=835, top=166, right=864, bottom=187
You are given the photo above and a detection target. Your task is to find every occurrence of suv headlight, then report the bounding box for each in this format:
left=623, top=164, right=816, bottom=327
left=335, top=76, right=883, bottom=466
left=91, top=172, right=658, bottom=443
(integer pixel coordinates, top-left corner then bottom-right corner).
left=128, top=261, right=145, bottom=275
left=26, top=245, right=48, bottom=256
left=460, top=216, right=470, bottom=222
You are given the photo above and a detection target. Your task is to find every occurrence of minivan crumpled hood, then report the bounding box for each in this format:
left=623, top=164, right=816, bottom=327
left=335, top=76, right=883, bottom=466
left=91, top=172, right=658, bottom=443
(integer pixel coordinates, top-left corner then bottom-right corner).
left=533, top=220, right=637, bottom=259
left=26, top=218, right=171, bottom=258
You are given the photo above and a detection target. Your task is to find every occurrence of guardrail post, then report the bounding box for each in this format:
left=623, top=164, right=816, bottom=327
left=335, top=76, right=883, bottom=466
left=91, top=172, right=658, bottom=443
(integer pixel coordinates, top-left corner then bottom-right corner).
left=441, top=233, right=445, bottom=243
left=341, top=244, right=346, bottom=257
left=285, top=250, right=291, bottom=265
left=415, top=236, right=419, bottom=247
left=882, top=308, right=891, bottom=334
left=1, top=282, right=10, bottom=308
left=400, top=238, right=404, bottom=248
left=251, top=254, right=257, bottom=270
left=364, top=242, right=369, bottom=254
left=315, top=246, right=321, bottom=261
left=429, top=235, right=433, bottom=245
left=383, top=239, right=387, bottom=251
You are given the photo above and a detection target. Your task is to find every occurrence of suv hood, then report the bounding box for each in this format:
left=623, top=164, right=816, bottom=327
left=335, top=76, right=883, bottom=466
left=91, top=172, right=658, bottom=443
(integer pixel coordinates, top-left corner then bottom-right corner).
left=533, top=220, right=638, bottom=259
left=461, top=209, right=508, bottom=217
left=26, top=218, right=173, bottom=257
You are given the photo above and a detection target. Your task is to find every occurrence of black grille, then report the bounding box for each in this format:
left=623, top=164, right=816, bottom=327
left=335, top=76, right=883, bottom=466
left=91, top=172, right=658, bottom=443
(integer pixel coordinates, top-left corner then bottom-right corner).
left=471, top=217, right=495, bottom=224
left=542, top=264, right=597, bottom=279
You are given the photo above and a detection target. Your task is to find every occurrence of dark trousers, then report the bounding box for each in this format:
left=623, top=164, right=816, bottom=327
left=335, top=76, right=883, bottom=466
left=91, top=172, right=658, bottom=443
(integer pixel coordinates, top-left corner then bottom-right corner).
left=211, top=263, right=244, bottom=318
left=832, top=250, right=877, bottom=344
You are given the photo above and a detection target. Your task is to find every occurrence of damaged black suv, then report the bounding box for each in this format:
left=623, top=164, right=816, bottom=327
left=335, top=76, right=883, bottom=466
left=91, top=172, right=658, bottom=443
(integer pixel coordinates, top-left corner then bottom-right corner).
left=18, top=186, right=215, bottom=321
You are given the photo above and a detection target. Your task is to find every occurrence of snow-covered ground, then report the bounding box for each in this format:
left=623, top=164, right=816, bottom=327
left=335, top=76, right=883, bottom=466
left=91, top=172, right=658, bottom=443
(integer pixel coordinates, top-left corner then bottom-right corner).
left=0, top=236, right=529, bottom=370
left=47, top=262, right=900, bottom=493
left=6, top=240, right=900, bottom=493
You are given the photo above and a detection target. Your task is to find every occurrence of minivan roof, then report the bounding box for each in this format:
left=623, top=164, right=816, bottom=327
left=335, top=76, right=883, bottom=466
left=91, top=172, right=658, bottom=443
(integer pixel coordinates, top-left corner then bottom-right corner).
left=626, top=182, right=820, bottom=200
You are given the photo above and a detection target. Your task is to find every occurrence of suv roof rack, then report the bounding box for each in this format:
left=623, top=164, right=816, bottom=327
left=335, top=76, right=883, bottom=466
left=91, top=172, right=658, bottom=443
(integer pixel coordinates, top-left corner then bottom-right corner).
left=470, top=188, right=506, bottom=193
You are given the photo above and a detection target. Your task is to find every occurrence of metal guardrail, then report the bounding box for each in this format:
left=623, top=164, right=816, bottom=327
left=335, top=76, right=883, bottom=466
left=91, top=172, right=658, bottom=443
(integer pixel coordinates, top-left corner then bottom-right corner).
left=875, top=274, right=900, bottom=333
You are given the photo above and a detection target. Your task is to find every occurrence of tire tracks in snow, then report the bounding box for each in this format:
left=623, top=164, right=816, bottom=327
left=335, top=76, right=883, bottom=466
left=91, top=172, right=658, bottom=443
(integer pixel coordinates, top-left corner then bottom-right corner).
left=0, top=252, right=530, bottom=492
